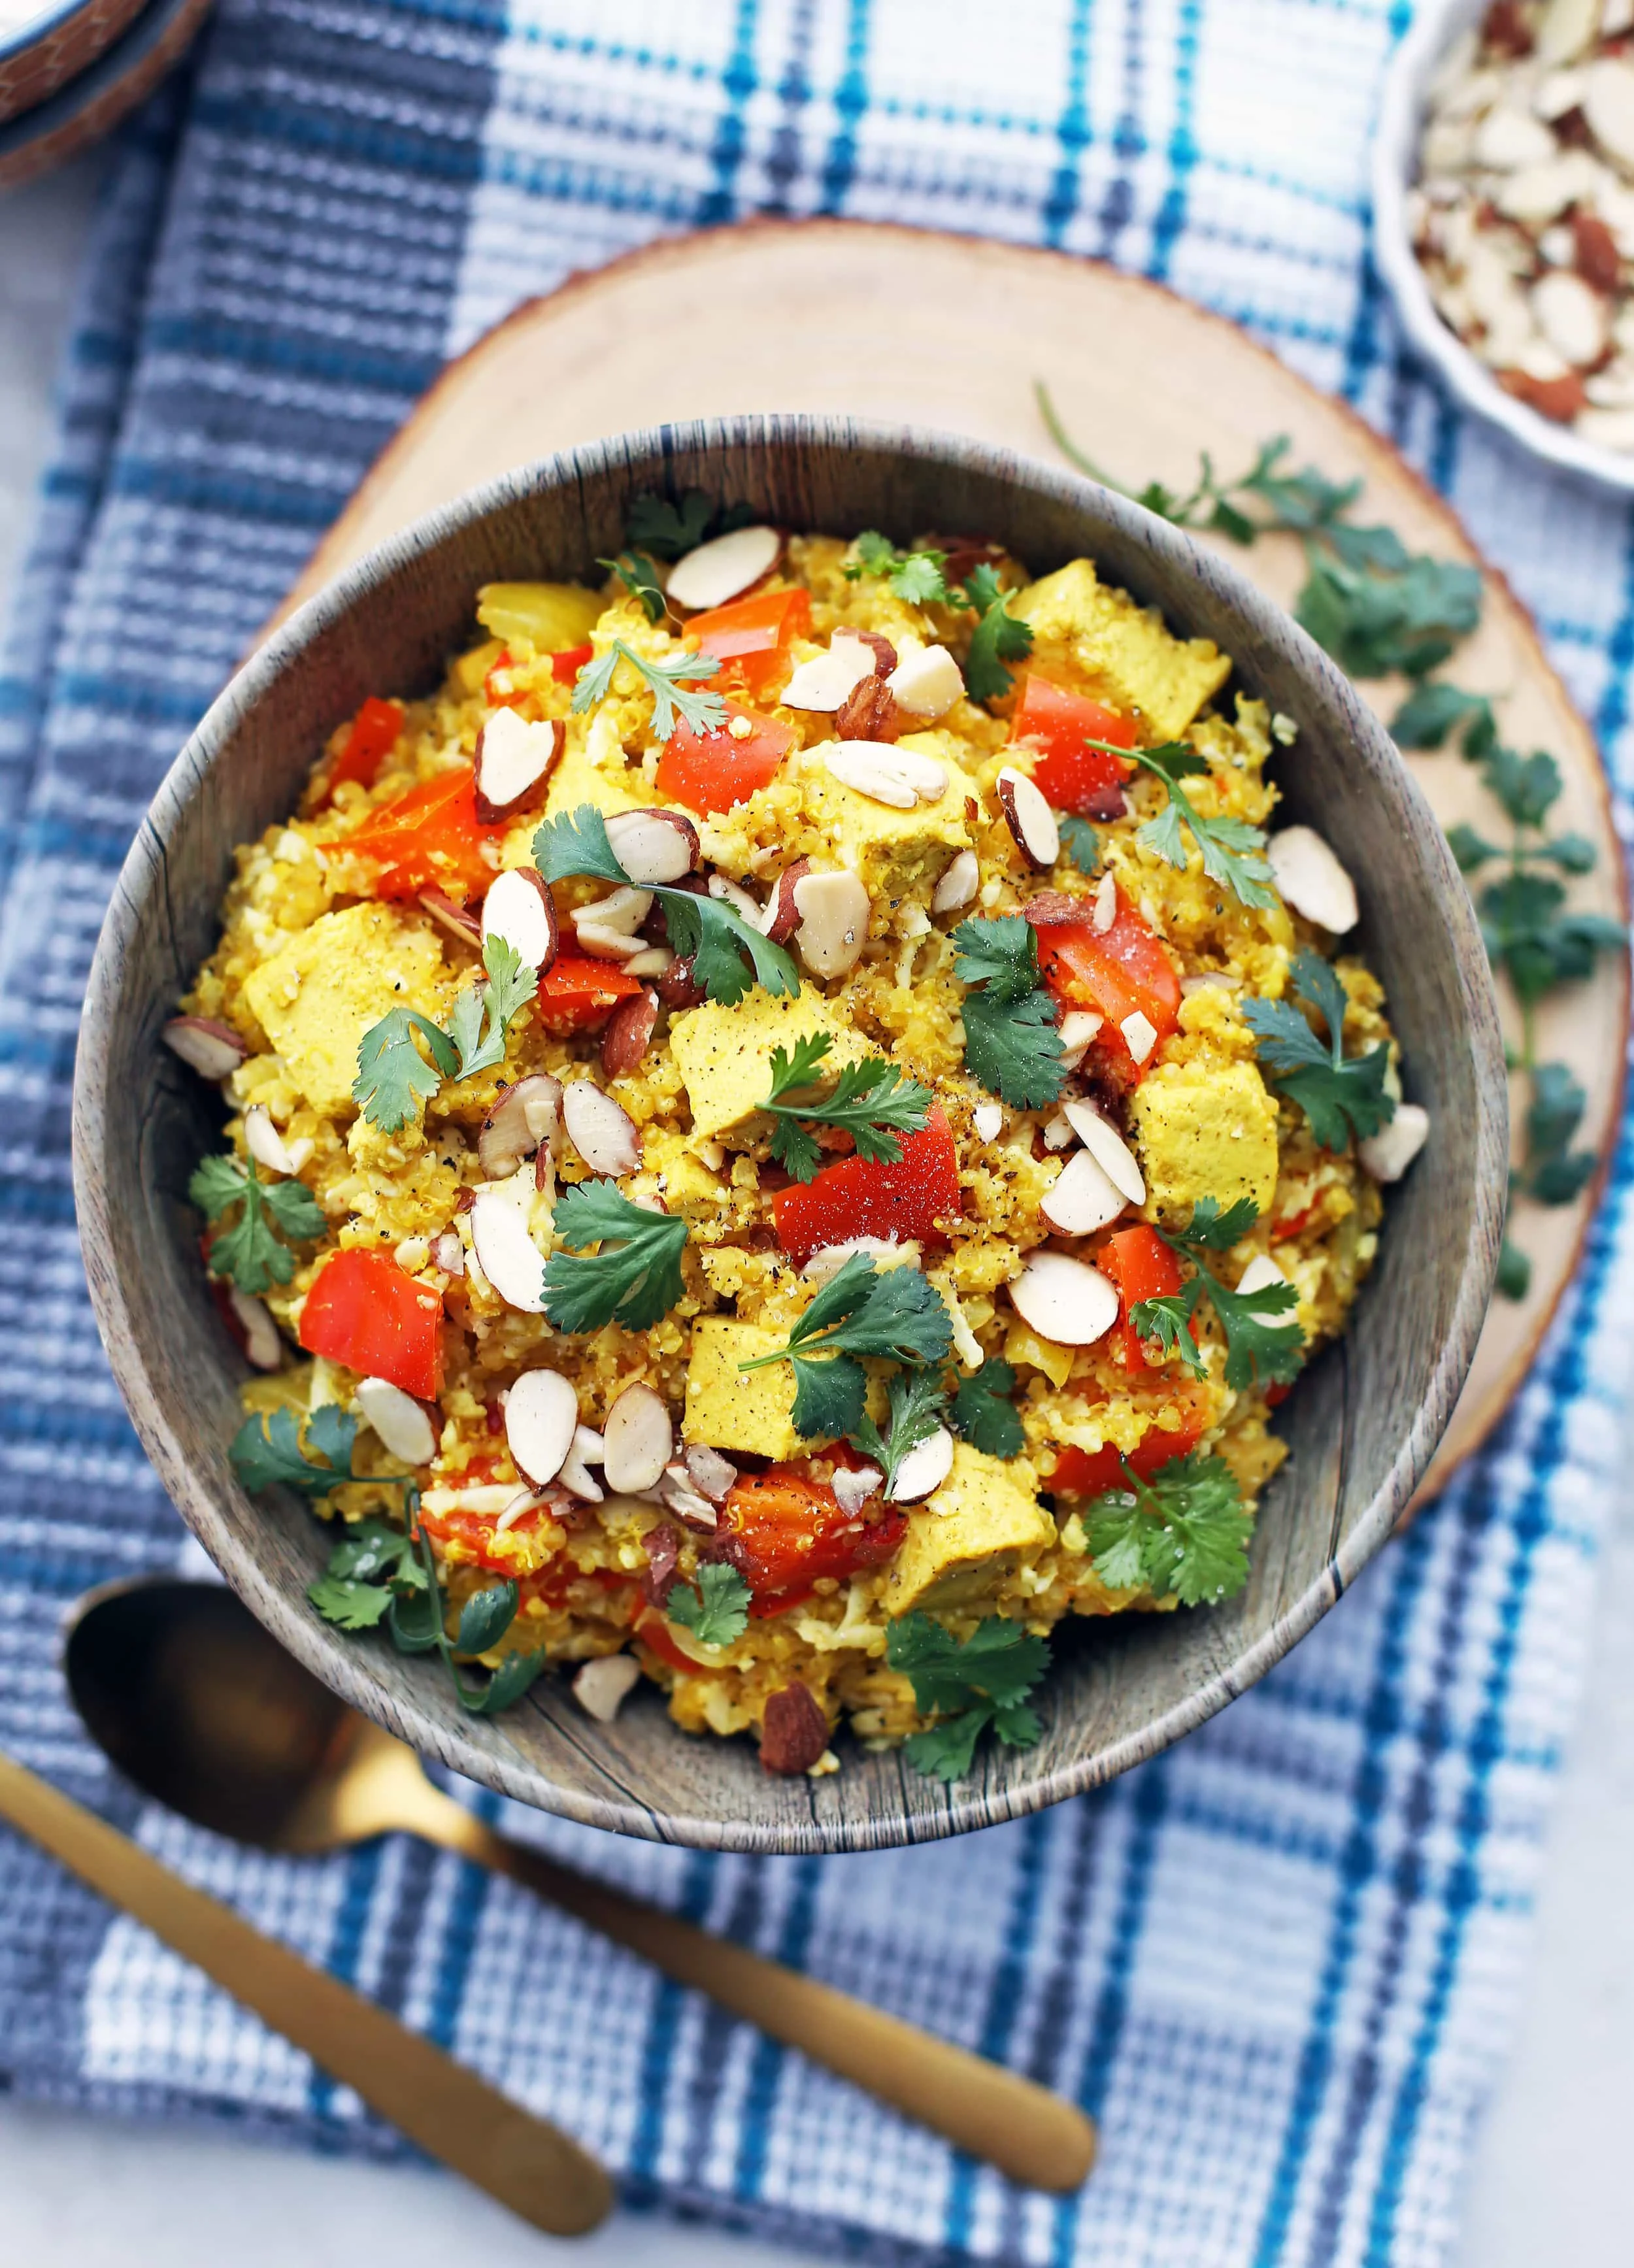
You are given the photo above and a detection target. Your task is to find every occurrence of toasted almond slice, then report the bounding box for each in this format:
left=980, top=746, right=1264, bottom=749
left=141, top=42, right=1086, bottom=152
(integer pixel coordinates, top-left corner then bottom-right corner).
left=887, top=641, right=964, bottom=718
left=478, top=1071, right=563, bottom=1181
left=356, top=1376, right=438, bottom=1465
left=418, top=889, right=484, bottom=949
left=505, top=1367, right=578, bottom=1485
left=762, top=857, right=812, bottom=942
left=888, top=1425, right=955, bottom=1504
left=469, top=1188, right=547, bottom=1312
left=1042, top=1112, right=1076, bottom=1152
left=1040, top=1146, right=1128, bottom=1236
left=972, top=1102, right=1004, bottom=1142
left=1092, top=871, right=1118, bottom=932
left=1009, top=1252, right=1119, bottom=1346
left=1120, top=1010, right=1158, bottom=1065
left=601, top=987, right=660, bottom=1078
left=792, top=869, right=872, bottom=978
left=622, top=946, right=675, bottom=978
left=931, top=848, right=980, bottom=914
left=604, top=806, right=701, bottom=885
left=658, top=1462, right=719, bottom=1528
left=802, top=1235, right=918, bottom=1282
left=682, top=1443, right=738, bottom=1502
left=475, top=709, right=563, bottom=822
left=563, top=1080, right=642, bottom=1176
left=559, top=1422, right=607, bottom=1502
left=495, top=1488, right=558, bottom=1533
left=997, top=767, right=1059, bottom=871
left=819, top=739, right=946, bottom=809
left=244, top=1105, right=301, bottom=1178
left=227, top=1288, right=282, bottom=1373
left=573, top=1653, right=641, bottom=1724
left=603, top=1381, right=674, bottom=1493
left=1266, top=826, right=1358, bottom=934
left=1062, top=1098, right=1145, bottom=1205
left=574, top=921, right=649, bottom=963
left=708, top=871, right=763, bottom=921
left=782, top=636, right=876, bottom=712
left=1057, top=1009, right=1104, bottom=1071
left=162, top=1016, right=247, bottom=1080
left=1359, top=1102, right=1430, bottom=1183
left=482, top=867, right=559, bottom=973
left=665, top=525, right=782, bottom=611
left=833, top=1464, right=882, bottom=1516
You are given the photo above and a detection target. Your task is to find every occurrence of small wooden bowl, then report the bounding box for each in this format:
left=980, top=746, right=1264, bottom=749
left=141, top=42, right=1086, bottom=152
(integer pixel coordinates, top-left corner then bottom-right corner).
left=73, top=417, right=1508, bottom=1853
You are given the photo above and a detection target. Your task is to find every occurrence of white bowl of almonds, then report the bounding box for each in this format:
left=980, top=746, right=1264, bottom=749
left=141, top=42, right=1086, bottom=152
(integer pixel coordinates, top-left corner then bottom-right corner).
left=1375, top=0, right=1634, bottom=488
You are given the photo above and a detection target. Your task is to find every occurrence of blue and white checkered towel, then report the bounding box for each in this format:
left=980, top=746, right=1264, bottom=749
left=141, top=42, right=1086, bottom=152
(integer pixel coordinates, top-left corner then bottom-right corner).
left=3, top=4, right=1632, bottom=2261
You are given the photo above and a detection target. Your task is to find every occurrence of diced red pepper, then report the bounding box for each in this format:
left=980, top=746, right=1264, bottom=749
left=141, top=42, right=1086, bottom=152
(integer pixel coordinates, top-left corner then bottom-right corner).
left=550, top=642, right=593, bottom=682
left=771, top=1106, right=962, bottom=1267
left=482, top=648, right=525, bottom=710
left=535, top=952, right=644, bottom=1035
left=1046, top=1411, right=1205, bottom=1499
left=635, top=1610, right=703, bottom=1674
left=299, top=1249, right=444, bottom=1400
left=1273, top=1202, right=1316, bottom=1242
left=725, top=1467, right=907, bottom=1614
left=654, top=699, right=797, bottom=815
left=1009, top=676, right=1135, bottom=818
left=1034, top=885, right=1181, bottom=1082
left=337, top=765, right=503, bottom=902
left=327, top=697, right=403, bottom=797
left=1097, top=1224, right=1185, bottom=1370
left=687, top=586, right=811, bottom=695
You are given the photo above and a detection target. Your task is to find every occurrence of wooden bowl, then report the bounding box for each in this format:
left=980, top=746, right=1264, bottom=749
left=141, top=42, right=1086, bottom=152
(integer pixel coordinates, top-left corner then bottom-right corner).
left=0, top=0, right=148, bottom=124
left=73, top=416, right=1509, bottom=1853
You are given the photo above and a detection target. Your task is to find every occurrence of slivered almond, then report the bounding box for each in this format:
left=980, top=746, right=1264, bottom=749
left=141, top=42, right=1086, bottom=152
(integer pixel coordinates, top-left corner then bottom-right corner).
left=478, top=1071, right=562, bottom=1181
left=759, top=1683, right=831, bottom=1775
left=563, top=1080, right=641, bottom=1175
left=622, top=946, right=674, bottom=978
left=683, top=1443, right=739, bottom=1502
left=602, top=1382, right=673, bottom=1493
left=469, top=1189, right=546, bottom=1312
left=1057, top=1010, right=1103, bottom=1070
left=559, top=1423, right=607, bottom=1502
left=1062, top=1098, right=1145, bottom=1204
left=666, top=525, right=782, bottom=612
left=782, top=636, right=876, bottom=712
left=887, top=641, right=963, bottom=718
left=575, top=922, right=649, bottom=962
left=887, top=1425, right=954, bottom=1503
left=1266, top=827, right=1358, bottom=934
left=1359, top=1102, right=1430, bottom=1183
left=505, top=1367, right=579, bottom=1486
left=573, top=1654, right=641, bottom=1724
left=163, top=1016, right=246, bottom=1080
left=475, top=709, right=563, bottom=822
left=1040, top=1146, right=1128, bottom=1236
left=1236, top=1254, right=1290, bottom=1298
left=932, top=848, right=979, bottom=913
left=244, top=1105, right=308, bottom=1178
left=227, top=1288, right=282, bottom=1373
left=762, top=858, right=812, bottom=942
left=972, top=1102, right=1004, bottom=1142
left=604, top=807, right=700, bottom=885
left=792, top=869, right=871, bottom=977
left=658, top=1463, right=719, bottom=1528
left=1120, top=1010, right=1158, bottom=1065
left=1009, top=1252, right=1119, bottom=1345
left=418, top=890, right=483, bottom=949
left=997, top=767, right=1059, bottom=870
left=1092, top=871, right=1118, bottom=931
left=482, top=867, right=559, bottom=973
left=356, top=1376, right=438, bottom=1465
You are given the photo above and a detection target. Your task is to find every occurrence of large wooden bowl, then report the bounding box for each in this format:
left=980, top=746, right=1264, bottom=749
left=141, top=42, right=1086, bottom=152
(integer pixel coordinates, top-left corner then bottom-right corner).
left=72, top=416, right=1508, bottom=1853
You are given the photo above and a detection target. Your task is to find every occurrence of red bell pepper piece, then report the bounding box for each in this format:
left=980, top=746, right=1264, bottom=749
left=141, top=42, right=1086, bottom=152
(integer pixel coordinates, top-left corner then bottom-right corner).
left=337, top=765, right=502, bottom=902
left=535, top=952, right=644, bottom=1035
left=725, top=1467, right=907, bottom=1614
left=771, top=1106, right=963, bottom=1267
left=686, top=585, right=810, bottom=695
left=1046, top=1410, right=1205, bottom=1499
left=550, top=642, right=593, bottom=682
left=298, top=1249, right=444, bottom=1399
left=1097, top=1224, right=1185, bottom=1369
left=654, top=699, right=797, bottom=814
left=1009, top=676, right=1135, bottom=818
left=327, top=697, right=403, bottom=797
left=1034, top=885, right=1181, bottom=1081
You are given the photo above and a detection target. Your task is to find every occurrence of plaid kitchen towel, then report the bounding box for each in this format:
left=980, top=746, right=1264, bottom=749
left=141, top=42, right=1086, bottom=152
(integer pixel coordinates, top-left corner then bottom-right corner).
left=3, top=4, right=1632, bottom=2263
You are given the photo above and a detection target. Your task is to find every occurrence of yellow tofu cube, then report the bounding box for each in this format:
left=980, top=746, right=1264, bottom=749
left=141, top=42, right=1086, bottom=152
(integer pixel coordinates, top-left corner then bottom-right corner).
left=882, top=1444, right=1056, bottom=1616
left=1131, top=1050, right=1280, bottom=1220
left=668, top=990, right=871, bottom=1141
left=796, top=742, right=973, bottom=909
left=682, top=1319, right=803, bottom=1461
left=242, top=903, right=444, bottom=1117
left=1014, top=559, right=1230, bottom=742
left=542, top=711, right=652, bottom=822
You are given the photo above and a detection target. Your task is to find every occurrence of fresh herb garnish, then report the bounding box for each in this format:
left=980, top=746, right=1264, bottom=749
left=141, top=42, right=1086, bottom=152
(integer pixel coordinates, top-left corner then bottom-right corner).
left=1241, top=949, right=1394, bottom=1152
left=571, top=639, right=727, bottom=742
left=190, top=1156, right=324, bottom=1295
left=886, top=1612, right=1048, bottom=1781
left=844, top=531, right=956, bottom=605
left=1084, top=1452, right=1253, bottom=1605
left=307, top=1514, right=428, bottom=1629
left=353, top=933, right=538, bottom=1133
left=849, top=1367, right=950, bottom=1496
left=950, top=1356, right=1025, bottom=1460
left=534, top=804, right=798, bottom=1007
left=600, top=550, right=667, bottom=624
left=624, top=491, right=754, bottom=559
left=758, top=1032, right=933, bottom=1182
left=1058, top=813, right=1102, bottom=875
left=949, top=914, right=1065, bottom=1110
left=738, top=1253, right=953, bottom=1439
left=231, top=1405, right=360, bottom=1495
left=1133, top=1202, right=1305, bottom=1391
left=1093, top=737, right=1277, bottom=909
left=541, top=1178, right=690, bottom=1333
left=667, top=1562, right=752, bottom=1648
left=959, top=560, right=1035, bottom=702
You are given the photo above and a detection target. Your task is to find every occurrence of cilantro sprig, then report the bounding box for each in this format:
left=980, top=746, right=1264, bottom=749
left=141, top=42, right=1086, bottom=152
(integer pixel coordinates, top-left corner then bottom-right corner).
left=190, top=1155, right=324, bottom=1295
left=534, top=804, right=797, bottom=1007
left=844, top=531, right=957, bottom=605
left=950, top=1357, right=1025, bottom=1460
left=842, top=540, right=1033, bottom=701
left=758, top=1033, right=932, bottom=1182
left=1242, top=950, right=1393, bottom=1152
left=1089, top=737, right=1276, bottom=909
left=1131, top=1200, right=1305, bottom=1392
left=353, top=933, right=538, bottom=1133
left=739, top=1253, right=953, bottom=1439
left=667, top=1562, right=752, bottom=1648
left=1084, top=1452, right=1253, bottom=1607
left=231, top=1404, right=360, bottom=1495
left=949, top=915, right=1065, bottom=1110
left=886, top=1613, right=1049, bottom=1781
left=571, top=639, right=726, bottom=742
left=849, top=1367, right=950, bottom=1497
left=600, top=550, right=667, bottom=624
left=542, top=1178, right=690, bottom=1333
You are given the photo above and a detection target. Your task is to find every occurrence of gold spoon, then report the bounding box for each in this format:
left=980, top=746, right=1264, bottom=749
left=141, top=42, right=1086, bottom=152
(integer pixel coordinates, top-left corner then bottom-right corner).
left=65, top=1577, right=1095, bottom=2194
left=0, top=1741, right=613, bottom=2234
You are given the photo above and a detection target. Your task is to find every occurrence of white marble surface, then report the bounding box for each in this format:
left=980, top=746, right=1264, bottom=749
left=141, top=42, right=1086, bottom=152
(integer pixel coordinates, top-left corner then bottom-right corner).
left=3, top=158, right=1633, bottom=2268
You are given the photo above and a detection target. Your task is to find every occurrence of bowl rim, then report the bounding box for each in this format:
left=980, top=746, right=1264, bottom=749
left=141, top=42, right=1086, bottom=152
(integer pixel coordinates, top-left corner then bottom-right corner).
left=0, top=0, right=93, bottom=67
left=71, top=412, right=1509, bottom=1851
left=1372, top=0, right=1634, bottom=496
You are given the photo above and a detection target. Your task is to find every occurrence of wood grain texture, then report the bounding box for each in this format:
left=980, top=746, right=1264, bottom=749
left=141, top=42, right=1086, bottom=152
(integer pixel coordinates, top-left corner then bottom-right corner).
left=73, top=416, right=1509, bottom=1852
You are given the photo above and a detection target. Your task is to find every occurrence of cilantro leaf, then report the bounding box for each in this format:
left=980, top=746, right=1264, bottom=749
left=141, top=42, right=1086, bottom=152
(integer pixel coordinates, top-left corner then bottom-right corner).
left=450, top=934, right=539, bottom=1082
left=1516, top=1058, right=1599, bottom=1207
left=961, top=991, right=1066, bottom=1112
left=1129, top=1276, right=1207, bottom=1378
left=1242, top=950, right=1394, bottom=1150
left=759, top=1034, right=932, bottom=1182
left=470, top=1648, right=547, bottom=1716
left=570, top=639, right=727, bottom=741
left=950, top=915, right=1042, bottom=1005
left=849, top=1367, right=950, bottom=1495
left=1084, top=1452, right=1252, bottom=1607
left=739, top=1255, right=953, bottom=1440
left=844, top=531, right=954, bottom=605
left=1146, top=1202, right=1305, bottom=1391
left=667, top=1562, right=752, bottom=1648
left=531, top=803, right=630, bottom=889
left=1205, top=1269, right=1304, bottom=1392
left=888, top=1612, right=1049, bottom=1781
left=624, top=490, right=716, bottom=559
left=454, top=1580, right=520, bottom=1658
left=961, top=573, right=1033, bottom=702
left=1162, top=1195, right=1260, bottom=1252
left=950, top=1358, right=1025, bottom=1459
left=542, top=1178, right=690, bottom=1333
left=905, top=1710, right=992, bottom=1781
left=352, top=1008, right=459, bottom=1132
left=231, top=1405, right=359, bottom=1496
left=600, top=550, right=667, bottom=623
left=191, top=1156, right=324, bottom=1295
left=1477, top=869, right=1626, bottom=1007
left=1295, top=552, right=1481, bottom=680
left=1058, top=814, right=1101, bottom=874
left=307, top=1573, right=394, bottom=1629
left=327, top=1516, right=421, bottom=1584
left=1118, top=740, right=1278, bottom=909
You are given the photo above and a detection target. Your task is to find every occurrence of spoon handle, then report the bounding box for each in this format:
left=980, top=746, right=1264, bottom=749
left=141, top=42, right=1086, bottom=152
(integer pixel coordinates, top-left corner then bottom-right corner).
left=461, top=1819, right=1094, bottom=2195
left=0, top=1749, right=613, bottom=2237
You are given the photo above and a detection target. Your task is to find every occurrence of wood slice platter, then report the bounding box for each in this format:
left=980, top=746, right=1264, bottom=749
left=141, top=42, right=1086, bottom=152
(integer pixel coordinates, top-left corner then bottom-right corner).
left=274, top=218, right=1628, bottom=1504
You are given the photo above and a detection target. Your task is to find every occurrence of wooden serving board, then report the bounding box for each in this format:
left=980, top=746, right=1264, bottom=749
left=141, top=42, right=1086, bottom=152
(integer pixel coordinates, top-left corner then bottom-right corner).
left=275, top=219, right=1628, bottom=1503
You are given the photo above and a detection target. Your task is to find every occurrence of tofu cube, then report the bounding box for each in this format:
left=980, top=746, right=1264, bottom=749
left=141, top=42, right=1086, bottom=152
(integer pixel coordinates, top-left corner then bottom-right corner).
left=882, top=1443, right=1056, bottom=1616
left=668, top=990, right=871, bottom=1141
left=541, top=708, right=652, bottom=823
left=1014, top=559, right=1231, bottom=742
left=797, top=739, right=973, bottom=908
left=1131, top=1051, right=1280, bottom=1220
left=682, top=1318, right=803, bottom=1461
left=242, top=903, right=444, bottom=1117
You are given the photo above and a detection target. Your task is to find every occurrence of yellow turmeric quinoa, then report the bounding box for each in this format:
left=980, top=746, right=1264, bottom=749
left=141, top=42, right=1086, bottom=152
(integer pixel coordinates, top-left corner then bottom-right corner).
left=175, top=512, right=1422, bottom=1781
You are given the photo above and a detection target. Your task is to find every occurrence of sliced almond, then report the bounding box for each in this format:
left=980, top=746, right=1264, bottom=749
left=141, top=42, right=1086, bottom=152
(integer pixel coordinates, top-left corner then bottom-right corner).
left=478, top=1071, right=563, bottom=1180
left=1042, top=1112, right=1076, bottom=1152
left=482, top=867, right=559, bottom=973
left=931, top=848, right=980, bottom=914
left=1585, top=56, right=1634, bottom=173
left=802, top=1235, right=918, bottom=1282
left=658, top=1462, right=719, bottom=1528
left=832, top=1464, right=882, bottom=1516
left=708, top=871, right=763, bottom=922
left=601, top=988, right=660, bottom=1079
left=574, top=921, right=649, bottom=963
left=1009, top=1252, right=1119, bottom=1346
left=418, top=890, right=484, bottom=950
left=430, top=1229, right=465, bottom=1276
left=1092, top=871, right=1118, bottom=932
left=559, top=1422, right=607, bottom=1502
left=1359, top=1102, right=1430, bottom=1183
left=683, top=1443, right=739, bottom=1502
left=505, top=1367, right=578, bottom=1485
left=792, top=869, right=872, bottom=978
left=1537, top=0, right=1599, bottom=67
left=762, top=858, right=812, bottom=943
left=887, top=1425, right=954, bottom=1504
left=1533, top=267, right=1608, bottom=365
left=1062, top=1098, right=1145, bottom=1204
left=604, top=806, right=701, bottom=885
left=244, top=1105, right=308, bottom=1178
left=820, top=740, right=946, bottom=810
left=622, top=946, right=675, bottom=978
left=573, top=1654, right=641, bottom=1724
left=782, top=636, right=876, bottom=712
left=1267, top=826, right=1359, bottom=934
left=1057, top=1009, right=1103, bottom=1071
left=602, top=1381, right=674, bottom=1492
left=887, top=641, right=964, bottom=718
left=665, top=524, right=781, bottom=612
left=1120, top=1010, right=1158, bottom=1065
left=562, top=1080, right=642, bottom=1176
left=356, top=1376, right=438, bottom=1465
left=573, top=884, right=653, bottom=959
left=972, top=1102, right=1004, bottom=1142
left=1474, top=105, right=1557, bottom=171
left=996, top=767, right=1059, bottom=871
left=162, top=1016, right=247, bottom=1080
left=475, top=709, right=563, bottom=822
left=1040, top=1146, right=1128, bottom=1236
left=469, top=1188, right=546, bottom=1311
left=227, top=1287, right=282, bottom=1373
